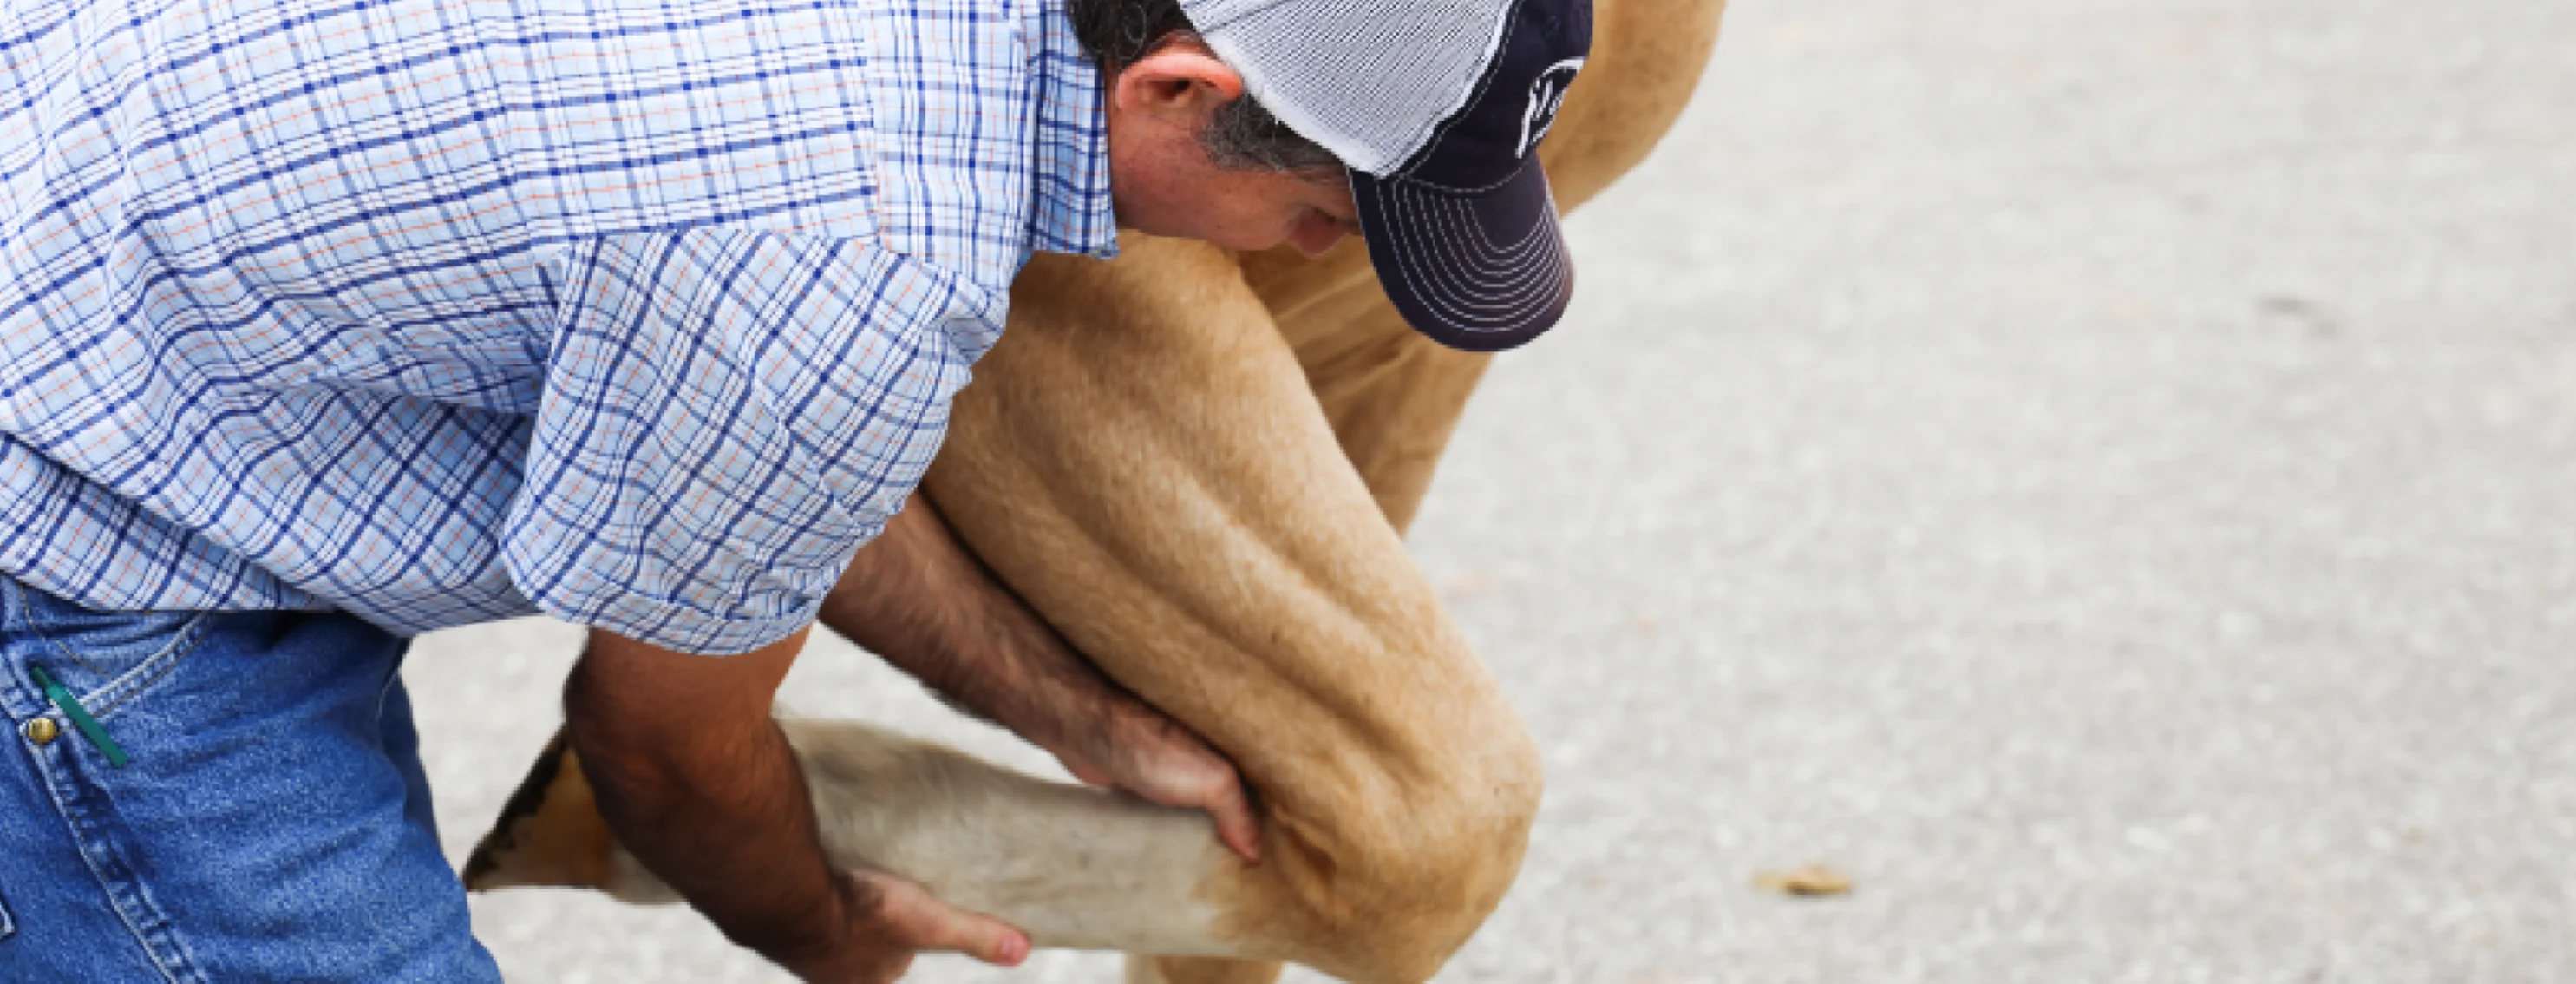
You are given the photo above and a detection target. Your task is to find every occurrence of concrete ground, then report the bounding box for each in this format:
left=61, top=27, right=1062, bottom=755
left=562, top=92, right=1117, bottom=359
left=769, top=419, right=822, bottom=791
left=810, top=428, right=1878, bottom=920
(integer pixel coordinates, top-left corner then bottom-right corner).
left=409, top=0, right=2576, bottom=980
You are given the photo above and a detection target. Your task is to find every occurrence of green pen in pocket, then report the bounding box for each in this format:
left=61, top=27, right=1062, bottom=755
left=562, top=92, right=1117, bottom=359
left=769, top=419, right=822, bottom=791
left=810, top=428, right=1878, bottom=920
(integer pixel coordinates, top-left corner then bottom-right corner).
left=29, top=665, right=130, bottom=768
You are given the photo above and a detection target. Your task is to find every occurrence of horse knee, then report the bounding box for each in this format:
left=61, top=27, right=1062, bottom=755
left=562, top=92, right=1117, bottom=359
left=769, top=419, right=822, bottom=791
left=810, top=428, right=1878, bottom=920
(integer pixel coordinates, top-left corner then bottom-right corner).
left=1259, top=723, right=1544, bottom=983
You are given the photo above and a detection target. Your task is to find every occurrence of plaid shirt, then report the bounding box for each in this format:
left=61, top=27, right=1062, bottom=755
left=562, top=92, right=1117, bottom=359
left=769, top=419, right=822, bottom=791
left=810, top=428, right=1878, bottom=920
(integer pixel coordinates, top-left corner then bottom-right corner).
left=0, top=0, right=1116, bottom=653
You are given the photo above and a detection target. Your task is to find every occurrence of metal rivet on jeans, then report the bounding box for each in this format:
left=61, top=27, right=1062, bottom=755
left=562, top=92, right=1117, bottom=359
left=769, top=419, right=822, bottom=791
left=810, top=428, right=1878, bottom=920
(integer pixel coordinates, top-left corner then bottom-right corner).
left=23, top=717, right=58, bottom=745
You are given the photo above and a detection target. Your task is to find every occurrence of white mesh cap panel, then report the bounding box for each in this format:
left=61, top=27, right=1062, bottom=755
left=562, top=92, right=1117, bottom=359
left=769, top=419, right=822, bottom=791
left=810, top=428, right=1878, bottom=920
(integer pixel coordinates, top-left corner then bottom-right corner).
left=1181, top=0, right=1512, bottom=174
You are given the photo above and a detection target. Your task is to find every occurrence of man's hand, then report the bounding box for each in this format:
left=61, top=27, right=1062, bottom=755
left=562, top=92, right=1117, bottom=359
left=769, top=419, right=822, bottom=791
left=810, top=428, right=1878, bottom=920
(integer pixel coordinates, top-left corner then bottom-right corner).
left=776, top=871, right=1029, bottom=983
left=568, top=626, right=1029, bottom=981
left=1049, top=689, right=1264, bottom=863
left=821, top=495, right=1264, bottom=863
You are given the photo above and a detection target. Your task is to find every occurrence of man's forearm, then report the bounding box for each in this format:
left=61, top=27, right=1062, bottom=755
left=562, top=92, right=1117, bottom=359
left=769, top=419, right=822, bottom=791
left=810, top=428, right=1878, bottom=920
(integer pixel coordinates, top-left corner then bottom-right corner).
left=564, top=630, right=855, bottom=969
left=818, top=495, right=1121, bottom=751
left=818, top=495, right=1267, bottom=862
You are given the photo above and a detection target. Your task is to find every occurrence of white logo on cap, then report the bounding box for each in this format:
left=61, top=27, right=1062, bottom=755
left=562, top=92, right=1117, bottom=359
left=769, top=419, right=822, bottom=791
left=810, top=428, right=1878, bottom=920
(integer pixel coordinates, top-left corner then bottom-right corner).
left=1516, top=57, right=1586, bottom=159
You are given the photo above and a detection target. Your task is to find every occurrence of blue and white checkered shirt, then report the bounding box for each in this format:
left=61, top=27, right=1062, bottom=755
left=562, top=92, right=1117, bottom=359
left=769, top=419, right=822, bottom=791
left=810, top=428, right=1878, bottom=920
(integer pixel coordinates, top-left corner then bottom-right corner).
left=0, top=0, right=1116, bottom=653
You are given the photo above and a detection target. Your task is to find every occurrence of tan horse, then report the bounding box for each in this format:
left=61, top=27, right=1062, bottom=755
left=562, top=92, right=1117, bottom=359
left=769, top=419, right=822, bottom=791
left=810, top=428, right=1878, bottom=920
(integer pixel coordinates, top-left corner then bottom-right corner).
left=463, top=1, right=1726, bottom=980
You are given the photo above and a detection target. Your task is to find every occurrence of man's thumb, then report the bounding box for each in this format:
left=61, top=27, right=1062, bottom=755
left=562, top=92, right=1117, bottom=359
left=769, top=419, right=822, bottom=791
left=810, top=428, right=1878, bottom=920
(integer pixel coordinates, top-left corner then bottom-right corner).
left=858, top=872, right=1031, bottom=968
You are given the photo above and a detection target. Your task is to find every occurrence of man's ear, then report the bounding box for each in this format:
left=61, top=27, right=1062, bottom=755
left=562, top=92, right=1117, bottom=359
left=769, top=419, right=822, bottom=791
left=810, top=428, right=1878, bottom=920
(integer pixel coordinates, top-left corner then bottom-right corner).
left=1110, top=40, right=1246, bottom=121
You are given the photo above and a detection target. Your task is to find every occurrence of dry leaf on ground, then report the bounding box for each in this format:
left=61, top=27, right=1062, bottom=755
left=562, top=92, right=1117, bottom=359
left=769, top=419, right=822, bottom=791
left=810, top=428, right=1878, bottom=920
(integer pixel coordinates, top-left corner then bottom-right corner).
left=1753, top=866, right=1852, bottom=897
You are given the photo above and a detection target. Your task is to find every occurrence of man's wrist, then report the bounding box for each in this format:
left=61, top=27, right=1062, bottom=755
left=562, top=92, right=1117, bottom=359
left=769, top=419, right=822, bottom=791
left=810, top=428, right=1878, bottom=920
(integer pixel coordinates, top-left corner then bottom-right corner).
left=990, top=647, right=1123, bottom=758
left=749, top=873, right=862, bottom=972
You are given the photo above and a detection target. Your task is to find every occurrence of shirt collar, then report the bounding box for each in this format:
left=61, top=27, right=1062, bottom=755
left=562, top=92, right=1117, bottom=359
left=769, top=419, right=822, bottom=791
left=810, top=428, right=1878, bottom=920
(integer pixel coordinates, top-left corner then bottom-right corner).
left=1027, top=0, right=1120, bottom=260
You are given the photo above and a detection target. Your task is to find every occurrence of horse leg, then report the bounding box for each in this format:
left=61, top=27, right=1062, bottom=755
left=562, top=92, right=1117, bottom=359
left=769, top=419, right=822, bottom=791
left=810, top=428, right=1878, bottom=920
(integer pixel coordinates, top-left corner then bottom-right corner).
left=916, top=239, right=1546, bottom=982
left=1091, top=255, right=1499, bottom=984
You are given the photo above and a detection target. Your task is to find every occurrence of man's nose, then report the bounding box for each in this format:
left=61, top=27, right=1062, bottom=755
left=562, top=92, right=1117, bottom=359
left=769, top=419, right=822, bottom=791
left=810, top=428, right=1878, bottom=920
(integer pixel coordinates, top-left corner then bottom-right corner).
left=1288, top=216, right=1351, bottom=257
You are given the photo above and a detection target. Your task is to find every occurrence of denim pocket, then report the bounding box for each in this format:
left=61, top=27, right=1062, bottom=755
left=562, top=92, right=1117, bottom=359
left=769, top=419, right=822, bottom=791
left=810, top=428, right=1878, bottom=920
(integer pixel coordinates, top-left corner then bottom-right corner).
left=14, top=586, right=209, bottom=720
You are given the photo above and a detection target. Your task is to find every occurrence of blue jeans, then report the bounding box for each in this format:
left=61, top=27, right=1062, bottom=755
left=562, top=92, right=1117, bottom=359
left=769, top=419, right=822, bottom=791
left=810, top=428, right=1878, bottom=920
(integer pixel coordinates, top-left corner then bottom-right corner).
left=0, top=578, right=500, bottom=981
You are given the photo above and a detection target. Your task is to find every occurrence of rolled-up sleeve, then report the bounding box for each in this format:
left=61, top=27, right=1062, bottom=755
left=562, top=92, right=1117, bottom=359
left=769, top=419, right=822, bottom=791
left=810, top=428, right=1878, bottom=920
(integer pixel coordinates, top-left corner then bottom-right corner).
left=502, top=228, right=991, bottom=654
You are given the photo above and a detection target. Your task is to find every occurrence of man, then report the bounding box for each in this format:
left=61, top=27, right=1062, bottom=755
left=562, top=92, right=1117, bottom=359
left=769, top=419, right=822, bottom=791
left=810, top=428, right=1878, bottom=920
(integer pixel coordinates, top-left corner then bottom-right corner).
left=0, top=0, right=1588, bottom=974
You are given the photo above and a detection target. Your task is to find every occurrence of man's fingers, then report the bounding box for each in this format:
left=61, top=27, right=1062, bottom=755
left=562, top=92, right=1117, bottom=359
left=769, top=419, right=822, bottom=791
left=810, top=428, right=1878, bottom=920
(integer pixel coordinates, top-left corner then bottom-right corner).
left=854, top=872, right=1030, bottom=968
left=1159, top=722, right=1261, bottom=863
left=1203, top=773, right=1264, bottom=863
left=1122, top=713, right=1264, bottom=863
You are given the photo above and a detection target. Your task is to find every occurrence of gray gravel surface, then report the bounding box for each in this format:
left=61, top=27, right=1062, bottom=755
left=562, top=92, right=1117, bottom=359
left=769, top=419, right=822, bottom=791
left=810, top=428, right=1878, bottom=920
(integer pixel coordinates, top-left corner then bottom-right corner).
left=409, top=0, right=2576, bottom=980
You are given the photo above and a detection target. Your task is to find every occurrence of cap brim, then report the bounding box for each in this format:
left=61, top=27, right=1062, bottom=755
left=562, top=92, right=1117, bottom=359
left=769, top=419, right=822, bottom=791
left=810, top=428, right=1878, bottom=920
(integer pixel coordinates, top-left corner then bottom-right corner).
left=1352, top=160, right=1573, bottom=353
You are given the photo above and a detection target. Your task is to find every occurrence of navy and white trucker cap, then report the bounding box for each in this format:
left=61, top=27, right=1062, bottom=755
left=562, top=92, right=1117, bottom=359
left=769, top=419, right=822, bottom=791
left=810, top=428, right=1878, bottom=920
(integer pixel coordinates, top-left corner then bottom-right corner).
left=1179, top=0, right=1594, bottom=351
